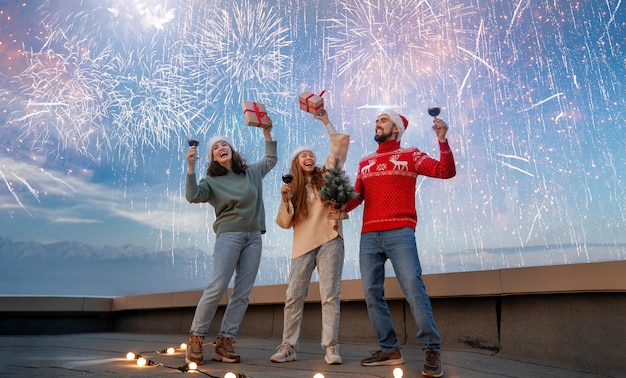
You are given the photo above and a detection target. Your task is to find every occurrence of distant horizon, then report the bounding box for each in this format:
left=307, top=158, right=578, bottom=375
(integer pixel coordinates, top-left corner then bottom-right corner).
left=1, top=235, right=623, bottom=297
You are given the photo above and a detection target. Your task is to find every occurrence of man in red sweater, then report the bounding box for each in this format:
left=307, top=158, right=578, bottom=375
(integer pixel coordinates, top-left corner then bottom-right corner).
left=345, top=109, right=455, bottom=378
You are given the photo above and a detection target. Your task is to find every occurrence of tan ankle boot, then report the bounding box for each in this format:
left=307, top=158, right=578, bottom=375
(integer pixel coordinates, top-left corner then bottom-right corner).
left=212, top=335, right=241, bottom=363
left=185, top=334, right=204, bottom=364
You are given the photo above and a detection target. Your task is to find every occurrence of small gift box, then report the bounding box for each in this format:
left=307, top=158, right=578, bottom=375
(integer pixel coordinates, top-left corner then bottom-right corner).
left=299, top=91, right=325, bottom=115
left=242, top=101, right=272, bottom=128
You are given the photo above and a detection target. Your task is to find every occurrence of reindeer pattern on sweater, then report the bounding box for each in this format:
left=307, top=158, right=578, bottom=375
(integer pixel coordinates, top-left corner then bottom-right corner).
left=346, top=140, right=456, bottom=233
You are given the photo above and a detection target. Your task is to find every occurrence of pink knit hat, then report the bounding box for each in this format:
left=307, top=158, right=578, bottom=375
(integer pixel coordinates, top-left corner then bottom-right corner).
left=380, top=109, right=409, bottom=141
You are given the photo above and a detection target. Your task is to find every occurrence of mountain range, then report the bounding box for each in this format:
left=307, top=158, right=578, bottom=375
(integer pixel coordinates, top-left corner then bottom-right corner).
left=0, top=236, right=291, bottom=297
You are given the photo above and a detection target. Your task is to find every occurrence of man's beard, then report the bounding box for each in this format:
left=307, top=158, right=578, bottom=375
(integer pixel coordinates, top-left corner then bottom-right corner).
left=374, top=129, right=394, bottom=143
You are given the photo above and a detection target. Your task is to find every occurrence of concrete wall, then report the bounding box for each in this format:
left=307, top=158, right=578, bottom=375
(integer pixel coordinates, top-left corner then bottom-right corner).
left=110, top=292, right=625, bottom=375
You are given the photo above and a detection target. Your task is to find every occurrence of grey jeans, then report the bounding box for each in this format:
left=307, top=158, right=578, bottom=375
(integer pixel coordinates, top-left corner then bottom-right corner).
left=282, top=236, right=344, bottom=349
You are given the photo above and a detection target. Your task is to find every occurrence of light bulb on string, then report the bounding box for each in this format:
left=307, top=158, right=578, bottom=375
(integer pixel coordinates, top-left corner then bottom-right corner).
left=393, top=367, right=404, bottom=377
left=126, top=352, right=141, bottom=360
left=181, top=342, right=188, bottom=350
left=136, top=357, right=156, bottom=367
left=158, top=346, right=177, bottom=354
left=313, top=373, right=325, bottom=378
left=177, top=362, right=198, bottom=373
left=224, top=372, right=249, bottom=378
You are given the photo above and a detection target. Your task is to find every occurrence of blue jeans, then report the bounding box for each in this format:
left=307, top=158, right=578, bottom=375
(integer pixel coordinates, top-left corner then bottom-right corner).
left=190, top=231, right=262, bottom=338
left=282, top=236, right=344, bottom=349
left=359, top=228, right=441, bottom=352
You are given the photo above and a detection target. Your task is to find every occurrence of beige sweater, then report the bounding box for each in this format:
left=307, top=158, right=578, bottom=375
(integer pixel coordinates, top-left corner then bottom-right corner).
left=276, top=131, right=350, bottom=259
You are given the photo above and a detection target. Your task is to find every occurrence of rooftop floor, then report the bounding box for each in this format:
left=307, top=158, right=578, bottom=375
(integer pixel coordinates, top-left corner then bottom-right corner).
left=0, top=332, right=612, bottom=378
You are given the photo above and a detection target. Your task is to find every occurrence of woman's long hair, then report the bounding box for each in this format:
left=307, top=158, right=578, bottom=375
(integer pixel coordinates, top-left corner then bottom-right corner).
left=289, top=157, right=326, bottom=226
left=207, top=148, right=248, bottom=177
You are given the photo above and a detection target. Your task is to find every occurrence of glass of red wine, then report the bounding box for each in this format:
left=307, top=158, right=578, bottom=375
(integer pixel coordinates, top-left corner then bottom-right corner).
left=428, top=107, right=442, bottom=129
left=282, top=173, right=293, bottom=198
left=281, top=173, right=293, bottom=184
left=188, top=138, right=200, bottom=161
left=428, top=107, right=441, bottom=118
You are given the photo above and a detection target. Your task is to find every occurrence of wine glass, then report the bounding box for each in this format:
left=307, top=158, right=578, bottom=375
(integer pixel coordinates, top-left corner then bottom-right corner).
left=427, top=107, right=441, bottom=118
left=281, top=173, right=293, bottom=199
left=428, top=107, right=442, bottom=129
left=188, top=137, right=200, bottom=161
left=281, top=173, right=293, bottom=184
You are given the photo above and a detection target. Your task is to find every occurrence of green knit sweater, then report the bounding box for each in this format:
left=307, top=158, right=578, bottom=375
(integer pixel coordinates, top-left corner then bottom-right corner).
left=186, top=140, right=277, bottom=235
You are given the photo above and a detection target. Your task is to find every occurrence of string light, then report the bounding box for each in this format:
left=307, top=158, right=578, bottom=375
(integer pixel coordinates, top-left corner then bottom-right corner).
left=157, top=347, right=177, bottom=354
left=176, top=362, right=197, bottom=372
left=313, top=373, right=325, bottom=378
left=393, top=367, right=404, bottom=377
left=136, top=356, right=157, bottom=366
left=123, top=344, right=249, bottom=377
left=125, top=352, right=141, bottom=360
left=224, top=372, right=251, bottom=378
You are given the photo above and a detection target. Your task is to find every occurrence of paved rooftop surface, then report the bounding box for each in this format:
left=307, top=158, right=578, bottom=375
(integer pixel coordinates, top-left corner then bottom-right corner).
left=0, top=332, right=615, bottom=378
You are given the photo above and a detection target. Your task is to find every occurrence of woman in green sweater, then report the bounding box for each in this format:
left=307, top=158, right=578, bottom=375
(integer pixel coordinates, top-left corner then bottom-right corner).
left=184, top=123, right=277, bottom=365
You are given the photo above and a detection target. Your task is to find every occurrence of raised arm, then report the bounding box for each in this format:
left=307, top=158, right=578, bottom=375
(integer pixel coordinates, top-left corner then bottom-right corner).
left=415, top=118, right=456, bottom=179
left=314, top=109, right=349, bottom=170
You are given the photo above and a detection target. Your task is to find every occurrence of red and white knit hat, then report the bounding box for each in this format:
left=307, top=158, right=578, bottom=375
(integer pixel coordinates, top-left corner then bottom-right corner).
left=207, top=135, right=233, bottom=161
left=290, top=146, right=315, bottom=163
left=380, top=109, right=409, bottom=141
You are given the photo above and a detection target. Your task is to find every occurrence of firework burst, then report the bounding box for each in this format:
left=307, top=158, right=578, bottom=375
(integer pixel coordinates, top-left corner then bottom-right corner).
left=175, top=0, right=293, bottom=134
left=326, top=0, right=475, bottom=104
left=38, top=0, right=176, bottom=51
left=104, top=57, right=206, bottom=169
left=8, top=37, right=111, bottom=163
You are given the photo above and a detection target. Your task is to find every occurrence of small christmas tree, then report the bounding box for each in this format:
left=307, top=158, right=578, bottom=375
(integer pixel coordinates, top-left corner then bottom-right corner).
left=319, top=158, right=358, bottom=220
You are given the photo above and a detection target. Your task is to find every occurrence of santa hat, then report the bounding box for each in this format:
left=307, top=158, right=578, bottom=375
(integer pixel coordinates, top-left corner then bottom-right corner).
left=380, top=109, right=409, bottom=141
left=290, top=146, right=315, bottom=163
left=207, top=135, right=233, bottom=161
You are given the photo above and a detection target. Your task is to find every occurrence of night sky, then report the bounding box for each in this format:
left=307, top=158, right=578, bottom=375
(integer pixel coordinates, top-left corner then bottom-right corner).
left=1, top=0, right=624, bottom=286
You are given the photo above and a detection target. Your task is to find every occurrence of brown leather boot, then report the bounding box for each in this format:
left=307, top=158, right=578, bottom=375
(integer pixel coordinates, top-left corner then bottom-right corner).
left=212, top=335, right=241, bottom=363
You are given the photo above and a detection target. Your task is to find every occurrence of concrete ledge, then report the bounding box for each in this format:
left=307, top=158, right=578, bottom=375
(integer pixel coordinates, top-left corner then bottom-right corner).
left=0, top=296, right=113, bottom=335
left=0, top=296, right=112, bottom=312
left=499, top=261, right=626, bottom=294
left=108, top=260, right=626, bottom=311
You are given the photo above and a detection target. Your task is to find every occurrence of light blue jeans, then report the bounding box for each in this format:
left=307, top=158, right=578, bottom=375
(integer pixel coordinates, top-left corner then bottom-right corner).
left=190, top=231, right=262, bottom=339
left=359, top=228, right=441, bottom=352
left=282, top=236, right=344, bottom=349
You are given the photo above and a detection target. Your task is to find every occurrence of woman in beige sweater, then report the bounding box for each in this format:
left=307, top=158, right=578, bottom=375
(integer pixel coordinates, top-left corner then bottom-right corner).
left=270, top=110, right=350, bottom=365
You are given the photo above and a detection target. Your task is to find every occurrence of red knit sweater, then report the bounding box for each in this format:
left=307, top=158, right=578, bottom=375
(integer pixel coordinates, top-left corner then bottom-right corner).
left=346, top=139, right=456, bottom=233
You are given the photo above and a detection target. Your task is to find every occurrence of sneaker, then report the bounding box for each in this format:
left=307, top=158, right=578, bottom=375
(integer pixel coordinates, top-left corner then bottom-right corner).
left=270, top=343, right=297, bottom=363
left=185, top=334, right=204, bottom=365
left=212, top=335, right=241, bottom=363
left=422, top=349, right=443, bottom=377
left=360, top=349, right=404, bottom=366
left=324, top=345, right=342, bottom=365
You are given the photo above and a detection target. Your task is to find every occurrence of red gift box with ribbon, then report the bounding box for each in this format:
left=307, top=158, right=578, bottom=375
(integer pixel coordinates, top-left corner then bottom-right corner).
left=299, top=90, right=325, bottom=115
left=242, top=101, right=272, bottom=128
